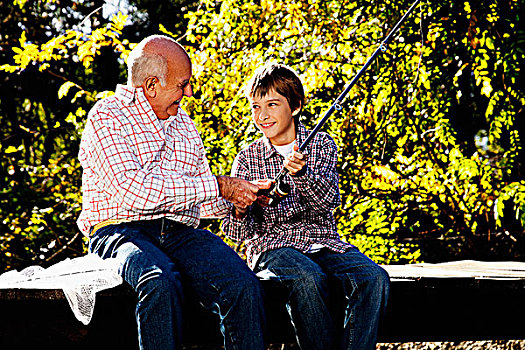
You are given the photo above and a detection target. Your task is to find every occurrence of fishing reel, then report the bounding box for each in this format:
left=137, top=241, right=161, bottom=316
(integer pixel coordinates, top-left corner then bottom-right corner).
left=257, top=179, right=291, bottom=207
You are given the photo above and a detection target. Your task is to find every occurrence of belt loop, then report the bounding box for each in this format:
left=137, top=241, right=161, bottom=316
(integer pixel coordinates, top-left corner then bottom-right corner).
left=160, top=218, right=166, bottom=236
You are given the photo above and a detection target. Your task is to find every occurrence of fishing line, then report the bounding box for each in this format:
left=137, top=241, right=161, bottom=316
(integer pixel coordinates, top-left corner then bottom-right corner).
left=259, top=0, right=424, bottom=206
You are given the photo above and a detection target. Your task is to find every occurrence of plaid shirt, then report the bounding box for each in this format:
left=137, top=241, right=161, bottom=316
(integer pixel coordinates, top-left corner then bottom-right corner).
left=221, top=123, right=353, bottom=268
left=77, top=84, right=229, bottom=236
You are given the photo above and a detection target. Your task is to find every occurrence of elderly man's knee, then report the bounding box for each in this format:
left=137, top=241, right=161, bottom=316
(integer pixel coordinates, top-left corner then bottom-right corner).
left=135, top=268, right=182, bottom=297
left=235, top=270, right=264, bottom=296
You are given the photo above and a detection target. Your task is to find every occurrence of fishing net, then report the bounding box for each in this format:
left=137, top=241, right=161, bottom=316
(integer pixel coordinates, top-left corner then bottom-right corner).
left=0, top=254, right=122, bottom=325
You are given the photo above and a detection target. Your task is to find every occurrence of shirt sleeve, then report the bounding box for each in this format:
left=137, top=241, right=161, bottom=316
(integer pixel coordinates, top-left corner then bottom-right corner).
left=198, top=153, right=231, bottom=218
left=290, top=132, right=341, bottom=212
left=86, top=107, right=219, bottom=215
left=220, top=153, right=257, bottom=241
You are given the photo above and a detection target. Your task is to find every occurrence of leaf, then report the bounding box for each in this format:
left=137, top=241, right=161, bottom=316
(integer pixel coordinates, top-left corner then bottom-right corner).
left=95, top=90, right=115, bottom=100
left=5, top=145, right=23, bottom=153
left=58, top=81, right=77, bottom=99
left=481, top=79, right=493, bottom=97
left=159, top=24, right=176, bottom=38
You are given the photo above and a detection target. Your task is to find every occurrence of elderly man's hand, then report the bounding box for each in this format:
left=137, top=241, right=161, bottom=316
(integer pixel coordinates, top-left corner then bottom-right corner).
left=216, top=175, right=260, bottom=208
left=216, top=176, right=273, bottom=219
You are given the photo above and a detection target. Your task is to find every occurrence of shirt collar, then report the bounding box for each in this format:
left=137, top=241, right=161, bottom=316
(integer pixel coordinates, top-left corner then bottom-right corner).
left=115, top=84, right=166, bottom=130
left=115, top=84, right=139, bottom=105
left=260, top=122, right=310, bottom=159
left=296, top=123, right=309, bottom=148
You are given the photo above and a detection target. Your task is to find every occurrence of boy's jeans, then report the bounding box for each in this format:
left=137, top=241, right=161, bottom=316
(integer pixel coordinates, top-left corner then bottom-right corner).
left=89, top=218, right=266, bottom=350
left=255, top=247, right=390, bottom=350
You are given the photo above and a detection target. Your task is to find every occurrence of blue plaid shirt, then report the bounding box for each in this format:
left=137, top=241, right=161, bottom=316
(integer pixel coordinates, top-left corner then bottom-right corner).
left=221, top=123, right=353, bottom=268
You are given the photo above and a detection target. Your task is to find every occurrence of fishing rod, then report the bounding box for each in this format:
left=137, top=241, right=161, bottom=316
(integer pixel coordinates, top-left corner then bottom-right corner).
left=259, top=0, right=421, bottom=206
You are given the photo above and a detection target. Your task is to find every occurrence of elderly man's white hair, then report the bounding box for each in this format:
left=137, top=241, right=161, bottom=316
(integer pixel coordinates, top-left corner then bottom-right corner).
left=126, top=35, right=182, bottom=87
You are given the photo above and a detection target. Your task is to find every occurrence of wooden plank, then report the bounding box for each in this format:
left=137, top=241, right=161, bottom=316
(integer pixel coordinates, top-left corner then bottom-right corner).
left=2, top=261, right=525, bottom=347
left=0, top=288, right=65, bottom=300
left=384, top=261, right=525, bottom=280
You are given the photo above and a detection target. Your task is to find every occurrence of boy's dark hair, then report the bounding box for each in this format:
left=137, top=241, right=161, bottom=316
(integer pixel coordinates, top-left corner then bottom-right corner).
left=245, top=62, right=305, bottom=123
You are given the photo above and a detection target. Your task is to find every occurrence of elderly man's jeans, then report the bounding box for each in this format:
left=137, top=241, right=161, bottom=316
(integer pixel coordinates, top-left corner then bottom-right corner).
left=255, top=247, right=390, bottom=350
left=89, top=219, right=266, bottom=350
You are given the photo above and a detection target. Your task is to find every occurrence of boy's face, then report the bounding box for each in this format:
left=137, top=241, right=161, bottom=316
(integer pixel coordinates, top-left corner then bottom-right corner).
left=249, top=89, right=298, bottom=146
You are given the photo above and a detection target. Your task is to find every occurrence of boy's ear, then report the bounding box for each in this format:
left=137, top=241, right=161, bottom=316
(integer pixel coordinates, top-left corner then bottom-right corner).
left=292, top=106, right=301, bottom=116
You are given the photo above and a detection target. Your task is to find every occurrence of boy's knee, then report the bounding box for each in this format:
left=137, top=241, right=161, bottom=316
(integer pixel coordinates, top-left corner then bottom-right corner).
left=373, top=265, right=390, bottom=289
left=295, top=270, right=329, bottom=294
left=358, top=264, right=390, bottom=300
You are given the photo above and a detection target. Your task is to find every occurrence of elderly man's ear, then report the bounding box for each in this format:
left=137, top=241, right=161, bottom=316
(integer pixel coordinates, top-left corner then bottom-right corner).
left=144, top=77, right=158, bottom=97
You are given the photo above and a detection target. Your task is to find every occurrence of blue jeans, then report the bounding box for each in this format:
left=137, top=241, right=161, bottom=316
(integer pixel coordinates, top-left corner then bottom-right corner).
left=89, top=219, right=266, bottom=350
left=255, top=247, right=389, bottom=350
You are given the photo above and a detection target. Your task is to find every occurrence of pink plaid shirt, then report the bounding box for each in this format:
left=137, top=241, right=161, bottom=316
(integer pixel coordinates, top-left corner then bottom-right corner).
left=77, top=84, right=229, bottom=236
left=221, top=123, right=353, bottom=268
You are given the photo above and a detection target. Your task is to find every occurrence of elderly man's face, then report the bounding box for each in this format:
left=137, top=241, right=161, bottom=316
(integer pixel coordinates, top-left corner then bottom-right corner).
left=151, top=56, right=193, bottom=120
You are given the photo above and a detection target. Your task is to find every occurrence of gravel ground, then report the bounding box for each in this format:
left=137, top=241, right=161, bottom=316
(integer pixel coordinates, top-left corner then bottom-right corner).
left=187, top=341, right=525, bottom=349
left=267, top=341, right=525, bottom=349
left=376, top=341, right=525, bottom=350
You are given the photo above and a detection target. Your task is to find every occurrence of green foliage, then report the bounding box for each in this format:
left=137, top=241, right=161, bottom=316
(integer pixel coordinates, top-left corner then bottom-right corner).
left=0, top=1, right=136, bottom=270
left=1, top=0, right=524, bottom=270
left=0, top=0, right=200, bottom=271
left=182, top=0, right=524, bottom=263
left=496, top=181, right=525, bottom=228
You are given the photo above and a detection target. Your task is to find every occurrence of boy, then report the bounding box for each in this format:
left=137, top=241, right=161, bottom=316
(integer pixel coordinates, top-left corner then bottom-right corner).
left=221, top=61, right=390, bottom=350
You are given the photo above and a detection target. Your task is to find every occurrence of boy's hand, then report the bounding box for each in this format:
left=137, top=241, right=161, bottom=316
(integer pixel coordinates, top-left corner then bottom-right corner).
left=284, top=144, right=307, bottom=176
left=253, top=179, right=273, bottom=207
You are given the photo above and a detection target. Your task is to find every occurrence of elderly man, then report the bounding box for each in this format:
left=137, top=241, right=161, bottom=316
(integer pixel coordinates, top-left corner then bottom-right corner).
left=78, top=35, right=266, bottom=350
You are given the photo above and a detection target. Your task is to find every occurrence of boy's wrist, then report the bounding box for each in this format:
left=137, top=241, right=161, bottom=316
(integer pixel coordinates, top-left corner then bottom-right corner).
left=290, top=165, right=308, bottom=177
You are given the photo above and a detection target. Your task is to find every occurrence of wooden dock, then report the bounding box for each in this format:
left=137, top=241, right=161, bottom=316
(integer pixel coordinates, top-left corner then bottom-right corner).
left=2, top=260, right=525, bottom=349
